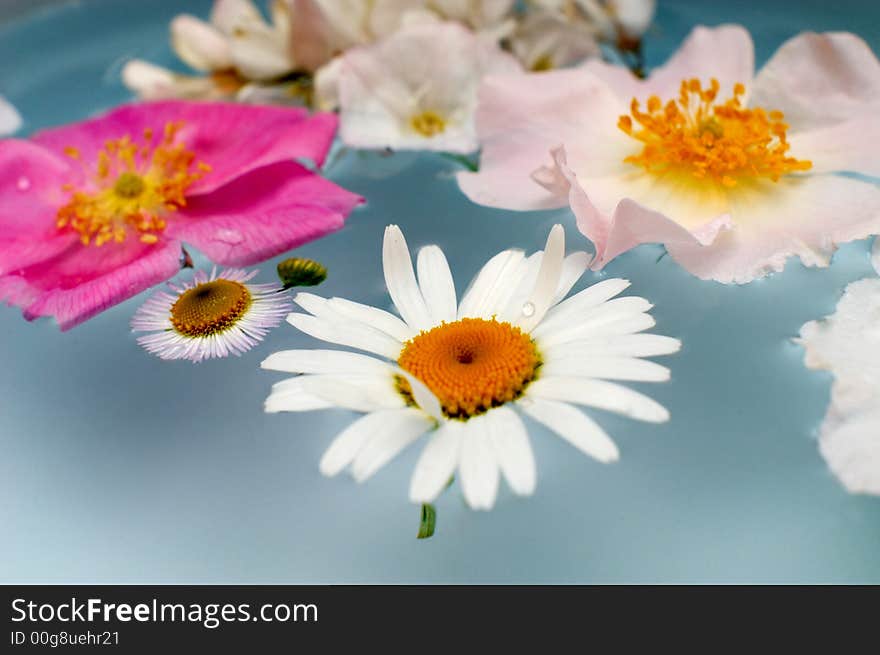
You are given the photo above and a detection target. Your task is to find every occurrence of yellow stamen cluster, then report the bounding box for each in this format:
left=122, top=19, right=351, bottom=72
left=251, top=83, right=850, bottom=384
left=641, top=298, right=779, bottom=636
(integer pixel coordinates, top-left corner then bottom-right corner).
left=618, top=78, right=812, bottom=187
left=397, top=318, right=541, bottom=420
left=56, top=122, right=209, bottom=246
left=170, top=279, right=252, bottom=337
left=410, top=111, right=447, bottom=138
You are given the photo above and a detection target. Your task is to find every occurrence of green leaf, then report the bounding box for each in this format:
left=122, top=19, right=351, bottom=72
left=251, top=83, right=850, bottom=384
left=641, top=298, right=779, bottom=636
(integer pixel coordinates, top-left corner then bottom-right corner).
left=417, top=503, right=437, bottom=539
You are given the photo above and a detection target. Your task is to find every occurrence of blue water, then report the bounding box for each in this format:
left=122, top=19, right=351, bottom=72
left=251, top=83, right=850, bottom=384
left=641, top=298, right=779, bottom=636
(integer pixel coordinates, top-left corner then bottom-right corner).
left=1, top=0, right=879, bottom=583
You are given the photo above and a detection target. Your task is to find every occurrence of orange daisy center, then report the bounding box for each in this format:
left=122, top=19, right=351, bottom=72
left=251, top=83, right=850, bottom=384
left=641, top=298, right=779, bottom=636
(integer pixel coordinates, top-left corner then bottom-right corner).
left=56, top=122, right=210, bottom=247
left=170, top=279, right=252, bottom=337
left=617, top=78, right=812, bottom=187
left=397, top=318, right=541, bottom=419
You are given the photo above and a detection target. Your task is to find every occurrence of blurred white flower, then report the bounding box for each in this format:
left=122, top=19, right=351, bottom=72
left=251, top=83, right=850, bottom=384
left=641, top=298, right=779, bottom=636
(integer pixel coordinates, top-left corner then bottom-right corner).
left=0, top=95, right=22, bottom=136
left=509, top=8, right=600, bottom=71
left=123, top=0, right=304, bottom=103
left=529, top=0, right=655, bottom=44
left=798, top=278, right=880, bottom=495
left=331, top=18, right=521, bottom=153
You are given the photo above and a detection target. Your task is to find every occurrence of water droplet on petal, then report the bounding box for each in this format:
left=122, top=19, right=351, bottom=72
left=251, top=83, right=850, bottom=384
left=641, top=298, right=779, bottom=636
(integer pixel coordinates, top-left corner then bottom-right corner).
left=521, top=301, right=535, bottom=318
left=215, top=228, right=243, bottom=245
left=16, top=176, right=30, bottom=191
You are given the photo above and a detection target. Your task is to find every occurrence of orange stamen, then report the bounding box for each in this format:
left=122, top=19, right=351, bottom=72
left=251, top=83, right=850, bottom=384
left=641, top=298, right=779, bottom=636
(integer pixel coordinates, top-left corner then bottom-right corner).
left=618, top=78, right=812, bottom=187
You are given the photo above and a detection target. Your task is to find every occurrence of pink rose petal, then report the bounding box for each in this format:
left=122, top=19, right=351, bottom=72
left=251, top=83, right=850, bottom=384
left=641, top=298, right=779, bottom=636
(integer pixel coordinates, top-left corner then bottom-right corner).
left=8, top=238, right=183, bottom=331
left=752, top=32, right=880, bottom=131
left=581, top=24, right=754, bottom=99
left=31, top=101, right=339, bottom=196
left=0, top=140, right=79, bottom=274
left=170, top=161, right=363, bottom=266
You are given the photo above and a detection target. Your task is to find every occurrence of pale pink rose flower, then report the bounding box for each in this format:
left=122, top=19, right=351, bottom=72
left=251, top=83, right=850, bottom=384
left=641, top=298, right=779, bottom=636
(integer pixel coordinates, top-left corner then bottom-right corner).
left=459, top=25, right=880, bottom=283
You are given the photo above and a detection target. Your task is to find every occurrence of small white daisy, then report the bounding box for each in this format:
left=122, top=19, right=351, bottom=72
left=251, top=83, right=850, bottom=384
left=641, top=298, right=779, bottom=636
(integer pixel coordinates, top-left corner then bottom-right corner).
left=262, top=224, right=680, bottom=510
left=132, top=267, right=291, bottom=363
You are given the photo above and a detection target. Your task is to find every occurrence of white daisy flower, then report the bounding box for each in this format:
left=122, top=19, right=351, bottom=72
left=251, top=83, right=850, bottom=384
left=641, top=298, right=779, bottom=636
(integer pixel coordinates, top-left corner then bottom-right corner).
left=262, top=224, right=679, bottom=510
left=132, top=267, right=291, bottom=362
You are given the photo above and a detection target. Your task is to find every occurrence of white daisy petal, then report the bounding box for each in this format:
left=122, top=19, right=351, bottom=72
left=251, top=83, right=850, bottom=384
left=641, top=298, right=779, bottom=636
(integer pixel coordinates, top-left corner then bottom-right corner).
left=395, top=369, right=444, bottom=422
left=261, top=349, right=393, bottom=375
left=351, top=408, right=434, bottom=482
left=417, top=245, right=458, bottom=325
left=329, top=297, right=416, bottom=342
left=517, top=223, right=566, bottom=332
left=264, top=377, right=335, bottom=413
left=300, top=374, right=404, bottom=412
left=541, top=278, right=632, bottom=327
left=496, top=251, right=543, bottom=322
left=542, top=356, right=671, bottom=382
left=551, top=251, right=591, bottom=306
left=485, top=406, right=536, bottom=496
left=384, top=225, right=433, bottom=331
left=520, top=398, right=620, bottom=463
left=296, top=292, right=413, bottom=342
left=409, top=421, right=464, bottom=504
left=320, top=411, right=389, bottom=477
left=528, top=376, right=670, bottom=423
left=544, top=334, right=682, bottom=359
left=457, top=248, right=525, bottom=319
left=533, top=298, right=655, bottom=347
left=458, top=415, right=501, bottom=510
left=286, top=313, right=402, bottom=359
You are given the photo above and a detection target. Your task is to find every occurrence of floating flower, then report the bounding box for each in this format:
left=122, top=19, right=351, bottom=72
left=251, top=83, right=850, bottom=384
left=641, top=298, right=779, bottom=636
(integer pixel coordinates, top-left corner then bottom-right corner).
left=124, top=0, right=302, bottom=103
left=459, top=25, right=880, bottom=283
left=528, top=0, right=655, bottom=47
left=0, top=95, right=22, bottom=136
left=327, top=17, right=521, bottom=153
left=132, top=267, right=291, bottom=362
left=262, top=224, right=678, bottom=510
left=0, top=101, right=361, bottom=330
left=509, top=9, right=600, bottom=72
left=798, top=278, right=880, bottom=495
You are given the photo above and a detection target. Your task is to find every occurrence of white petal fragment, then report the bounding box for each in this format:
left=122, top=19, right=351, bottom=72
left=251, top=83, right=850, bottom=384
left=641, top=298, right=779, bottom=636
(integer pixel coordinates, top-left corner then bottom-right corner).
left=458, top=416, right=500, bottom=510
left=417, top=245, right=458, bottom=325
left=383, top=225, right=433, bottom=331
left=485, top=406, right=536, bottom=496
left=409, top=422, right=464, bottom=504
left=520, top=398, right=619, bottom=463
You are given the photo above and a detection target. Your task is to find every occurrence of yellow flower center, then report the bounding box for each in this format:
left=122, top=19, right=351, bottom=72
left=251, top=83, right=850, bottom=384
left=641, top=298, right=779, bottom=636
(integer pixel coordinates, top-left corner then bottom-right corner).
left=170, top=279, right=252, bottom=337
left=617, top=78, right=812, bottom=188
left=397, top=318, right=541, bottom=419
left=410, top=111, right=446, bottom=138
left=56, top=122, right=209, bottom=247
left=531, top=54, right=555, bottom=72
